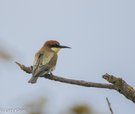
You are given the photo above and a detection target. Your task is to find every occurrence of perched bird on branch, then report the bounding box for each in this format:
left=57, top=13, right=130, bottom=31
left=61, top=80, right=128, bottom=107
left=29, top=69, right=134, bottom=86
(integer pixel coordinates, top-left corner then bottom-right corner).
left=28, top=40, right=71, bottom=84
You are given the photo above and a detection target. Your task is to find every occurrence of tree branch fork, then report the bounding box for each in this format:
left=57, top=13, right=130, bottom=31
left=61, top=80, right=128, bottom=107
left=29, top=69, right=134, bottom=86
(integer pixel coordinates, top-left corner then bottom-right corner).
left=15, top=62, right=135, bottom=103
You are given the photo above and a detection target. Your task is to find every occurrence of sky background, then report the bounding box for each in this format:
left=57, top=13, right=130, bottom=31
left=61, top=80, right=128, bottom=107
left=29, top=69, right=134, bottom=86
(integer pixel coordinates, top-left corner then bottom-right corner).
left=0, top=0, right=135, bottom=114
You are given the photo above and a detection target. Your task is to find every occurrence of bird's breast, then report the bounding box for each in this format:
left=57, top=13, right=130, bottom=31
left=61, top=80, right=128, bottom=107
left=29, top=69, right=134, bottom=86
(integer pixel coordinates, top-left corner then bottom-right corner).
left=42, top=52, right=54, bottom=65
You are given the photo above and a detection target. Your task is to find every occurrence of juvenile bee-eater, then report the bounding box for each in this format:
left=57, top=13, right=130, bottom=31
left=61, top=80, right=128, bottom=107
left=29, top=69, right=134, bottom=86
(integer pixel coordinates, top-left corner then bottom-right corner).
left=28, top=40, right=70, bottom=84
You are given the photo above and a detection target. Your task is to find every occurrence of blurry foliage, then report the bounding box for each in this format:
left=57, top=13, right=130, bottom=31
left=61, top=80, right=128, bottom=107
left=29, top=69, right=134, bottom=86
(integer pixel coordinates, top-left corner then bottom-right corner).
left=0, top=49, right=12, bottom=61
left=0, top=41, right=13, bottom=61
left=22, top=95, right=95, bottom=114
left=24, top=97, right=47, bottom=114
left=61, top=103, right=93, bottom=114
left=70, top=104, right=92, bottom=114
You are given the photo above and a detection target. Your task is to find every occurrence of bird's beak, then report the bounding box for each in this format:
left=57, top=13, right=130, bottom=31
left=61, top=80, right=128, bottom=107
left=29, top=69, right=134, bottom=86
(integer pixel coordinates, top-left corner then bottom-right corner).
left=59, top=45, right=71, bottom=49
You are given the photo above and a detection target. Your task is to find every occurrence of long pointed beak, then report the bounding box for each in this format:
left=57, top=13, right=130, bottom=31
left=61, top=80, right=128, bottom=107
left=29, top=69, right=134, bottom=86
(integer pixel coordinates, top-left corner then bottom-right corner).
left=59, top=45, right=71, bottom=49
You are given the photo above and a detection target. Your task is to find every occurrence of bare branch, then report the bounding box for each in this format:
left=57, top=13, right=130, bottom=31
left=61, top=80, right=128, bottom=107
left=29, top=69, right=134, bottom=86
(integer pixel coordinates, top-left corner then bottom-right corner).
left=15, top=61, right=115, bottom=89
left=103, top=74, right=135, bottom=103
left=16, top=62, right=135, bottom=103
left=106, top=97, right=114, bottom=114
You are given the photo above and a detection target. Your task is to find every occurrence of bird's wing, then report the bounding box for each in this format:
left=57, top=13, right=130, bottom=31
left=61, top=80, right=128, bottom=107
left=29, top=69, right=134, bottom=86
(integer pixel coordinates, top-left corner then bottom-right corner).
left=32, top=52, right=54, bottom=77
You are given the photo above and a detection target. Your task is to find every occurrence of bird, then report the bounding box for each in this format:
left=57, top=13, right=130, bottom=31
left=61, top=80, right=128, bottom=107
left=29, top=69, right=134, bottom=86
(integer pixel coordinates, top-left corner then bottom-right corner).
left=28, top=40, right=71, bottom=84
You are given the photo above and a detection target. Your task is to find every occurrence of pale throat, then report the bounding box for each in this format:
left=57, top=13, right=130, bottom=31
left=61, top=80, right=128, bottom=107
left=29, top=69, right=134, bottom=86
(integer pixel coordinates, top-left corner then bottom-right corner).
left=51, top=47, right=60, bottom=53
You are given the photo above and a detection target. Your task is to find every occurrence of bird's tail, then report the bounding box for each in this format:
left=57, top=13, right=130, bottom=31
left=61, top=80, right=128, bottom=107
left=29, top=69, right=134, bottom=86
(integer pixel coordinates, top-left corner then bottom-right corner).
left=28, top=76, right=38, bottom=84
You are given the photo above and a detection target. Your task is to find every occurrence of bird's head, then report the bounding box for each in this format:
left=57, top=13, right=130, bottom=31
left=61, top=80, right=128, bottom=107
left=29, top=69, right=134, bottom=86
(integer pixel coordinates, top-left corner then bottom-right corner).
left=44, top=40, right=71, bottom=53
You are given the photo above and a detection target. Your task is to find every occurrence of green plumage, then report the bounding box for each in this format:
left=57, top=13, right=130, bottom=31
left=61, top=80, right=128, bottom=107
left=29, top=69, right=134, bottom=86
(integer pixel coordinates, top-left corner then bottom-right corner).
left=28, top=50, right=58, bottom=83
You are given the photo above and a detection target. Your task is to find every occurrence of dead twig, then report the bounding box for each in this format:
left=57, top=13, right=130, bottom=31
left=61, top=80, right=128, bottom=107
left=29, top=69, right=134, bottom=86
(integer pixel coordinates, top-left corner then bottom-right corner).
left=16, top=62, right=135, bottom=103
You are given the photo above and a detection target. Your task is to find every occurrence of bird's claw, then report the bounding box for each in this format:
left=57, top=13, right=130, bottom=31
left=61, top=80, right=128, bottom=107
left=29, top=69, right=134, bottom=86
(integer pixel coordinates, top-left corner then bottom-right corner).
left=49, top=72, right=53, bottom=76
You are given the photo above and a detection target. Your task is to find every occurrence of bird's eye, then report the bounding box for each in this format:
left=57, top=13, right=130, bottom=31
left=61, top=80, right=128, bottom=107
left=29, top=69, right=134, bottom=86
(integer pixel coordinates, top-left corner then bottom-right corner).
left=51, top=44, right=60, bottom=48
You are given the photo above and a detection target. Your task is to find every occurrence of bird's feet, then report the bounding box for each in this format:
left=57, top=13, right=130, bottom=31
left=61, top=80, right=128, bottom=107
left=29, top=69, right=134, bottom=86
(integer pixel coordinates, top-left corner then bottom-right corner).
left=49, top=72, right=53, bottom=76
